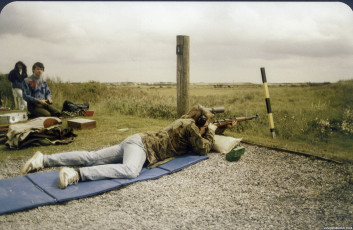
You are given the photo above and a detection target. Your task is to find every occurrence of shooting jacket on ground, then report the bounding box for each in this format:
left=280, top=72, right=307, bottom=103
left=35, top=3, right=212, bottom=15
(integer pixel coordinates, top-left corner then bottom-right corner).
left=140, top=118, right=215, bottom=168
left=5, top=117, right=76, bottom=149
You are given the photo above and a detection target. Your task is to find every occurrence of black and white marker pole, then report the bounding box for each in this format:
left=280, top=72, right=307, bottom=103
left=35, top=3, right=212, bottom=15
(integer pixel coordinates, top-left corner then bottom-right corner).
left=261, top=67, right=276, bottom=138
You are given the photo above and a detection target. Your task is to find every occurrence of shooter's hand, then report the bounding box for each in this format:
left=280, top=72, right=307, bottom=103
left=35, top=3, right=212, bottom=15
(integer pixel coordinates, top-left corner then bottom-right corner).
left=38, top=100, right=48, bottom=106
left=208, top=123, right=217, bottom=132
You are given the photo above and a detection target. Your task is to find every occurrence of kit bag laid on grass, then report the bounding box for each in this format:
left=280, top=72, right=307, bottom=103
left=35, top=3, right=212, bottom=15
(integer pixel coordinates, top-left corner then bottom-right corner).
left=61, top=100, right=89, bottom=117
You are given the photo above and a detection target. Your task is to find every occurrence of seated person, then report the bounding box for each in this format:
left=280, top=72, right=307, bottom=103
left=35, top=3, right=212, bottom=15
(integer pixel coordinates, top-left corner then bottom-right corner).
left=22, top=62, right=61, bottom=117
left=22, top=105, right=217, bottom=189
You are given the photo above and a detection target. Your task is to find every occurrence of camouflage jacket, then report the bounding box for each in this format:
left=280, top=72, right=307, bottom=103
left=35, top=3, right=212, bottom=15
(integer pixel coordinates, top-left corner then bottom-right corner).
left=140, top=118, right=215, bottom=168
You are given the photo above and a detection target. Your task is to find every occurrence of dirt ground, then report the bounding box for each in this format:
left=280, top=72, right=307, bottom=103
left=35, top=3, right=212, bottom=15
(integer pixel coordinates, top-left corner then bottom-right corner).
left=0, top=143, right=352, bottom=230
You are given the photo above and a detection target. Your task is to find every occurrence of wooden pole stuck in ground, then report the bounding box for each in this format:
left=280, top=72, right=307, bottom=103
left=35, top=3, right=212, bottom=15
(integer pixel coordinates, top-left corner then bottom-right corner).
left=261, top=67, right=276, bottom=138
left=176, top=35, right=190, bottom=117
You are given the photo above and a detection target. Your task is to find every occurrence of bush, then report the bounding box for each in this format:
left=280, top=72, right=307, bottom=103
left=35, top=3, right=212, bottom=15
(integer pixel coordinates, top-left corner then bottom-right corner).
left=0, top=74, right=14, bottom=108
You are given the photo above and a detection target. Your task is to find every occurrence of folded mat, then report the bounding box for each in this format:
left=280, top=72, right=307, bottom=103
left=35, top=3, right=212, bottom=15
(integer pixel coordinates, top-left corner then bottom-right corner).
left=0, top=153, right=208, bottom=215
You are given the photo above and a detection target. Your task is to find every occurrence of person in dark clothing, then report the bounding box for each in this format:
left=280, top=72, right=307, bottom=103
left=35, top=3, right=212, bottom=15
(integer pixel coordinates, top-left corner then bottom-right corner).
left=8, top=61, right=28, bottom=110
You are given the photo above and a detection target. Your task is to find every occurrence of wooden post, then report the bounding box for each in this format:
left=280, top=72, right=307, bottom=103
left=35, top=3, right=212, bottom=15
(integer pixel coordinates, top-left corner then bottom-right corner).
left=176, top=35, right=190, bottom=117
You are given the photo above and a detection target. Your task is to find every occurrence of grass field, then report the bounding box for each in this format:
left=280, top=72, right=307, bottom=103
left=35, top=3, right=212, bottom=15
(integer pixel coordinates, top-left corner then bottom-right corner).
left=1, top=74, right=352, bottom=163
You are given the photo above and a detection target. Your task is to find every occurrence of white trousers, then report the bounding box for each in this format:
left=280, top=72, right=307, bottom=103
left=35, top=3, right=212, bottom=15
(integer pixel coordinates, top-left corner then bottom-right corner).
left=44, top=134, right=147, bottom=181
left=12, top=88, right=27, bottom=110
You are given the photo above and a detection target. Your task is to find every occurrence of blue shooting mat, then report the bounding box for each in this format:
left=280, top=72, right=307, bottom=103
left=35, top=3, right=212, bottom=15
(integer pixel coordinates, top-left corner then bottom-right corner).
left=112, top=167, right=170, bottom=186
left=157, top=154, right=209, bottom=172
left=0, top=176, right=55, bottom=215
left=26, top=171, right=122, bottom=203
left=0, top=154, right=208, bottom=215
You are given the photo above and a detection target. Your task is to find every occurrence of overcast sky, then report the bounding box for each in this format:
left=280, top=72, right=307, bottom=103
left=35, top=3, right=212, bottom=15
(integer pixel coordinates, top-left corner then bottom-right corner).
left=0, top=1, right=352, bottom=83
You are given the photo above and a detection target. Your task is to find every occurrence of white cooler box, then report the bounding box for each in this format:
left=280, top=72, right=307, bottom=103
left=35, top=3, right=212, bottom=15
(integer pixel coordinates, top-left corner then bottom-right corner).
left=0, top=112, right=28, bottom=125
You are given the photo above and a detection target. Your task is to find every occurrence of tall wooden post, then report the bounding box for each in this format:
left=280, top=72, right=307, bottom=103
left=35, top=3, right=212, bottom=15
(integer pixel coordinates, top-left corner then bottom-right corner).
left=176, top=35, right=190, bottom=117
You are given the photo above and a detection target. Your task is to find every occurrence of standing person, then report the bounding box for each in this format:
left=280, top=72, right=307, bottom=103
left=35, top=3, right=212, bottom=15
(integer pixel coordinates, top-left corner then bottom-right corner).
left=21, top=105, right=217, bottom=189
left=8, top=61, right=28, bottom=110
left=22, top=62, right=61, bottom=117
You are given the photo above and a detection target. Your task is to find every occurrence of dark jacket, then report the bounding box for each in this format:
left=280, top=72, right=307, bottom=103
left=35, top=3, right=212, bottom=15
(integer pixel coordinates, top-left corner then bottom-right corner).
left=8, top=69, right=27, bottom=89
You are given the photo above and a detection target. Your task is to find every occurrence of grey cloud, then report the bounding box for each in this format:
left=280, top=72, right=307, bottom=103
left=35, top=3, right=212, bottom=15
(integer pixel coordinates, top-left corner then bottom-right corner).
left=0, top=1, right=352, bottom=83
left=0, top=4, right=67, bottom=42
left=267, top=40, right=353, bottom=58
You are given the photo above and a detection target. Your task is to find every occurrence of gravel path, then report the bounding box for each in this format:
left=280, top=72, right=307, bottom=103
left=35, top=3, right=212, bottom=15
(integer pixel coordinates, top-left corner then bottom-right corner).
left=0, top=143, right=352, bottom=230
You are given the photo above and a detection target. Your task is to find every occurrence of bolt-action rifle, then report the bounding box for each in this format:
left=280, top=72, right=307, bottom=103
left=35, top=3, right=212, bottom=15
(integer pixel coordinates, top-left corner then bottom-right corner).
left=212, top=114, right=258, bottom=135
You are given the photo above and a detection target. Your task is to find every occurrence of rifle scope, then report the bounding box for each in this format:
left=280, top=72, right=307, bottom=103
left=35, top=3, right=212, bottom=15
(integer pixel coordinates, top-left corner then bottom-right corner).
left=205, top=107, right=225, bottom=114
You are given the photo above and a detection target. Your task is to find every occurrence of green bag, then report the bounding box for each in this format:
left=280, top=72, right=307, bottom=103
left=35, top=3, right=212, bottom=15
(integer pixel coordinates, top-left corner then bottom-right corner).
left=226, top=146, right=245, bottom=162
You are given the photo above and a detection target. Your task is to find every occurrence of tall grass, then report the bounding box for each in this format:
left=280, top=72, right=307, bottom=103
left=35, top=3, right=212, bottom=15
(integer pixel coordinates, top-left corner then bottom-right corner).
left=0, top=74, right=13, bottom=108
left=1, top=74, right=352, bottom=162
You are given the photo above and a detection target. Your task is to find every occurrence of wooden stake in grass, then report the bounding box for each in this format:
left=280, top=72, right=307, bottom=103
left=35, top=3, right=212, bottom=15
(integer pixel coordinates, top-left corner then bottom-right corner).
left=261, top=67, right=276, bottom=138
left=176, top=35, right=190, bottom=117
